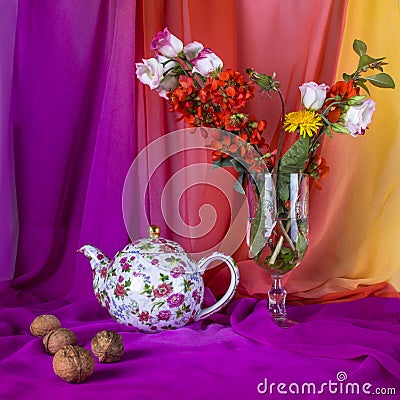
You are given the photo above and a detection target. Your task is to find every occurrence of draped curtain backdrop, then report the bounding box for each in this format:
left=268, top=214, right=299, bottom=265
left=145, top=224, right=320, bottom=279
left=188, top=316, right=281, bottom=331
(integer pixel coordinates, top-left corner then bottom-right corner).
left=1, top=0, right=399, bottom=307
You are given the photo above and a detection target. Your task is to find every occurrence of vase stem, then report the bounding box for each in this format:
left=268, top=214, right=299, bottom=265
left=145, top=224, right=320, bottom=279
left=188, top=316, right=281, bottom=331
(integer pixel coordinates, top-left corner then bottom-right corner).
left=268, top=274, right=287, bottom=321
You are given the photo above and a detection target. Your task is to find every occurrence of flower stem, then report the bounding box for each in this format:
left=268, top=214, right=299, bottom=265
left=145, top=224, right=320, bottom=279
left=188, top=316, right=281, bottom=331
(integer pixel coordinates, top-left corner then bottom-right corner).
left=271, top=89, right=297, bottom=255
left=270, top=236, right=284, bottom=264
left=322, top=100, right=343, bottom=117
left=272, top=89, right=286, bottom=179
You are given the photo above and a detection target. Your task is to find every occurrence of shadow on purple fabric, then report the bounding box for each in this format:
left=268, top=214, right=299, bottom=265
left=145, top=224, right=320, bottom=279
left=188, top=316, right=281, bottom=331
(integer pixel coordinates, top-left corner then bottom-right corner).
left=0, top=295, right=399, bottom=399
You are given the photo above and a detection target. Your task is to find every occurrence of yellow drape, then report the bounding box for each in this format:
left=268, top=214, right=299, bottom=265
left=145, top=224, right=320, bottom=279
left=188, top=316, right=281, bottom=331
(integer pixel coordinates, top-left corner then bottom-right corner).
left=314, top=0, right=400, bottom=292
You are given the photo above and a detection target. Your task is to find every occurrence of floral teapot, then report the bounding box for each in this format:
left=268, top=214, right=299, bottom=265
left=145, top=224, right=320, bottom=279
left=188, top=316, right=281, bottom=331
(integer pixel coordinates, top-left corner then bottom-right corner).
left=78, top=225, right=239, bottom=333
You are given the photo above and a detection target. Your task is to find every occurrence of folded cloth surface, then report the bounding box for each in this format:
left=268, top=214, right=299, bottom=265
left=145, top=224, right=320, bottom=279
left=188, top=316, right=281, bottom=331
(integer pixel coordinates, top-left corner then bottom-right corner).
left=0, top=296, right=399, bottom=400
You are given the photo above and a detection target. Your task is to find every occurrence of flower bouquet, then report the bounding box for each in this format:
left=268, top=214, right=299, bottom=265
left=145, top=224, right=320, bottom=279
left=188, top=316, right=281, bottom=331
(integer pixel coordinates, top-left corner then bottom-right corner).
left=136, top=28, right=395, bottom=326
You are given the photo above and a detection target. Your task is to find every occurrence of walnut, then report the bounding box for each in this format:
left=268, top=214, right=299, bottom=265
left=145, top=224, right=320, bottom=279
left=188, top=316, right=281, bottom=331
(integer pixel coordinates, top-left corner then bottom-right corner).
left=91, top=330, right=124, bottom=363
left=30, top=315, right=61, bottom=337
left=53, top=345, right=95, bottom=383
left=43, top=328, right=78, bottom=355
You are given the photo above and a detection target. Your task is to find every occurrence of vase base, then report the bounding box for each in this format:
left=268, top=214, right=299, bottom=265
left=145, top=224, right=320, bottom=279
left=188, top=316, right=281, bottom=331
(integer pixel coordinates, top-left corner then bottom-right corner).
left=273, top=316, right=298, bottom=329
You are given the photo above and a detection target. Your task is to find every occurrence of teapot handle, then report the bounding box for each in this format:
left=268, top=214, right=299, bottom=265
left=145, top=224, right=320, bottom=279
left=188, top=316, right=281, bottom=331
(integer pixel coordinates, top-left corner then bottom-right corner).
left=196, top=252, right=239, bottom=321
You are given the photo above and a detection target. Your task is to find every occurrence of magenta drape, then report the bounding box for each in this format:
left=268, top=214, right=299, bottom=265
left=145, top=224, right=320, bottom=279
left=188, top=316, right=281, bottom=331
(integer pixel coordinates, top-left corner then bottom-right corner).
left=0, top=0, right=18, bottom=282
left=1, top=1, right=137, bottom=303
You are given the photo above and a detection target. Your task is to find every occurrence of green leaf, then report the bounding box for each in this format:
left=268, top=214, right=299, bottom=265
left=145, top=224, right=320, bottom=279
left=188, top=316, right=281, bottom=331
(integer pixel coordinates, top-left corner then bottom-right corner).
left=357, top=54, right=376, bottom=70
left=233, top=173, right=245, bottom=194
left=159, top=273, right=170, bottom=282
left=356, top=81, right=370, bottom=95
left=331, top=123, right=350, bottom=134
left=150, top=301, right=165, bottom=313
left=210, top=158, right=233, bottom=174
left=343, top=73, right=353, bottom=82
left=277, top=137, right=310, bottom=201
left=365, top=73, right=395, bottom=89
left=296, top=232, right=308, bottom=258
left=353, top=39, right=367, bottom=56
left=230, top=158, right=249, bottom=174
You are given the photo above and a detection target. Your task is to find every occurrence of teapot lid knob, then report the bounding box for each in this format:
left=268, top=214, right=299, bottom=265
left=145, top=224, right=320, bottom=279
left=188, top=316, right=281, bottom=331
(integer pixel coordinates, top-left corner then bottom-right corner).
left=148, top=225, right=161, bottom=239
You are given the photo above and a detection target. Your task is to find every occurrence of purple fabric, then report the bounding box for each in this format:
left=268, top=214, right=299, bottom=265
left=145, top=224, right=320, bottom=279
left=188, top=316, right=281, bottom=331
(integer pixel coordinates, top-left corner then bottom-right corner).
left=1, top=3, right=399, bottom=399
left=0, top=296, right=399, bottom=399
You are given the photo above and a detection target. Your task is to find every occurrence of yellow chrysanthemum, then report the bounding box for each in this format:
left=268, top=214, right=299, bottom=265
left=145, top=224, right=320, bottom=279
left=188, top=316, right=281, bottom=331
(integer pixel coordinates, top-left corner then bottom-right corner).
left=283, top=110, right=323, bottom=138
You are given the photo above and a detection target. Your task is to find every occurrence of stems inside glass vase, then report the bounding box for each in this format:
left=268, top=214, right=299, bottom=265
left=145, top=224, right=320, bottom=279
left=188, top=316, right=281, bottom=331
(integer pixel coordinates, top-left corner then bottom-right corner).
left=246, top=172, right=309, bottom=328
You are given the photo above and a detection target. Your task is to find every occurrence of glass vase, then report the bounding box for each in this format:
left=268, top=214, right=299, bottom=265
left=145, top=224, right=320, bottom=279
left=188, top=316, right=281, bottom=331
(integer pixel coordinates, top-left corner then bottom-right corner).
left=246, top=172, right=309, bottom=328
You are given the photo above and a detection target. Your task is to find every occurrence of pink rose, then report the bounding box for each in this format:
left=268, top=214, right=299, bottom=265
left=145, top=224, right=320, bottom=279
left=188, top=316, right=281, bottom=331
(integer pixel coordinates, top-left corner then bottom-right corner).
left=167, top=293, right=184, bottom=308
left=100, top=267, right=107, bottom=278
left=157, top=310, right=172, bottom=321
left=191, top=48, right=223, bottom=77
left=135, top=58, right=163, bottom=90
left=344, top=99, right=376, bottom=137
left=170, top=265, right=185, bottom=278
left=299, top=82, right=328, bottom=110
left=150, top=28, right=183, bottom=58
left=153, top=283, right=173, bottom=298
left=138, top=311, right=150, bottom=322
left=114, top=283, right=126, bottom=298
left=122, top=263, right=130, bottom=271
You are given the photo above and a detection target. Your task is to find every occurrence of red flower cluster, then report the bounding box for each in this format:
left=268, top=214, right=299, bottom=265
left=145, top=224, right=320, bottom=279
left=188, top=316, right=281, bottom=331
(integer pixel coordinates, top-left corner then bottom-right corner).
left=167, top=69, right=268, bottom=163
left=209, top=130, right=273, bottom=172
left=306, top=155, right=330, bottom=190
left=326, top=79, right=360, bottom=123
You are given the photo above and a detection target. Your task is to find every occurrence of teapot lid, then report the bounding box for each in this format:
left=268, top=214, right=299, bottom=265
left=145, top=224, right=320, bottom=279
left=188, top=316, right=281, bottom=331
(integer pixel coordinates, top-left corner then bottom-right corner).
left=123, top=225, right=186, bottom=255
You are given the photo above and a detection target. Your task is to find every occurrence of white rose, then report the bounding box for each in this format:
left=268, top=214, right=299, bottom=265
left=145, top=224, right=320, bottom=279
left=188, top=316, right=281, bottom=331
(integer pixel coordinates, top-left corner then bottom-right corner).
left=135, top=58, right=164, bottom=90
left=191, top=48, right=223, bottom=77
left=183, top=41, right=204, bottom=61
left=344, top=99, right=376, bottom=137
left=299, top=82, right=329, bottom=110
left=156, top=75, right=178, bottom=99
left=155, top=54, right=178, bottom=74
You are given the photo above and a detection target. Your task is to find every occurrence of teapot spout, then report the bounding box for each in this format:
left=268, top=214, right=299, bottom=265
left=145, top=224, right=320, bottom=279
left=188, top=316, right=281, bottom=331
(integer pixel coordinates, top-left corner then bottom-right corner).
left=78, top=245, right=110, bottom=308
left=77, top=245, right=110, bottom=273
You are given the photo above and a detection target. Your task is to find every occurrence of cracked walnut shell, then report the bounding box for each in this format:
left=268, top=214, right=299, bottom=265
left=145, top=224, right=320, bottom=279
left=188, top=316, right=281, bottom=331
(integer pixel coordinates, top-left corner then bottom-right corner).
left=30, top=315, right=61, bottom=337
left=91, top=330, right=124, bottom=363
left=43, top=328, right=78, bottom=355
left=53, top=345, right=95, bottom=383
